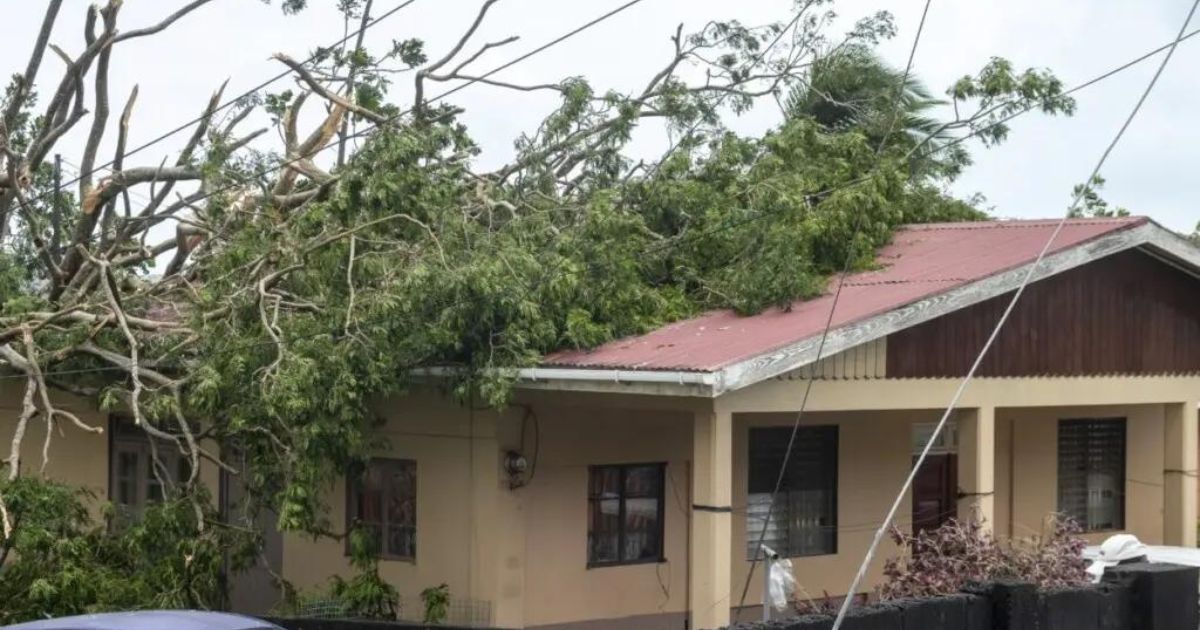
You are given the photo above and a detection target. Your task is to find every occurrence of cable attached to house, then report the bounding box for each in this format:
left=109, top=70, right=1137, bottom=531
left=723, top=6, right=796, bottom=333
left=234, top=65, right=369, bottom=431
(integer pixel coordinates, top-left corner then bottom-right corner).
left=829, top=3, right=1200, bottom=628
left=734, top=0, right=937, bottom=620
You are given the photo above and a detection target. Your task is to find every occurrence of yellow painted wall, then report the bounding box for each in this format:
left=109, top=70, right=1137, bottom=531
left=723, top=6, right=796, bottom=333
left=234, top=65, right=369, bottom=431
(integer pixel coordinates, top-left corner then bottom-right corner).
left=1000, top=404, right=1165, bottom=545
left=730, top=409, right=940, bottom=610
left=280, top=389, right=512, bottom=624
left=514, top=400, right=694, bottom=628
left=0, top=383, right=109, bottom=501
left=3, top=374, right=1196, bottom=628
left=0, top=382, right=221, bottom=515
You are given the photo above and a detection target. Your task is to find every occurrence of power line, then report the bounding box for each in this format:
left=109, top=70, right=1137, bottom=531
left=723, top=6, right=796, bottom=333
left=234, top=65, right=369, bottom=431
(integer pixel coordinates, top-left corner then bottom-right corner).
left=2, top=7, right=1193, bottom=386
left=0, top=0, right=655, bottom=382
left=735, top=0, right=936, bottom=621
left=24, top=0, right=422, bottom=205
left=829, top=2, right=1200, bottom=628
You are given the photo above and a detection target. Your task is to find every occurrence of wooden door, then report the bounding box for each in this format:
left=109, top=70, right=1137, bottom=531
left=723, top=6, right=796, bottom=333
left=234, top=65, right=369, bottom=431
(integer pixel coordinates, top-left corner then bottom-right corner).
left=912, top=454, right=957, bottom=535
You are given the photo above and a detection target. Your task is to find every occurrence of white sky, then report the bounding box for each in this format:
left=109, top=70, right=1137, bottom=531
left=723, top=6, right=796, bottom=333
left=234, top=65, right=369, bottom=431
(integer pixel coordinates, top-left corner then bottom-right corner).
left=3, top=0, right=1197, bottom=234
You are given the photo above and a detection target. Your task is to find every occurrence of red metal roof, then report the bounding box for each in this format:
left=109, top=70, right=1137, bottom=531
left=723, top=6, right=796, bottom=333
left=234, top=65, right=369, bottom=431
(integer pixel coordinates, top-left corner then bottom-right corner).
left=543, top=217, right=1149, bottom=372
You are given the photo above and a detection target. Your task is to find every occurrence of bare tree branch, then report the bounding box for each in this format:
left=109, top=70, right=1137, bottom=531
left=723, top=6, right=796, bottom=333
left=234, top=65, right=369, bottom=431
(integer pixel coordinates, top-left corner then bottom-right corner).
left=112, top=0, right=219, bottom=44
left=2, top=0, right=64, bottom=130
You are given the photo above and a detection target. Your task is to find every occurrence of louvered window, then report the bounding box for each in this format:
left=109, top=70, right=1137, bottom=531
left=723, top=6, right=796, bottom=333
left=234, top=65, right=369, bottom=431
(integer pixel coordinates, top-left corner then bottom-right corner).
left=747, top=426, right=837, bottom=558
left=1058, top=418, right=1125, bottom=532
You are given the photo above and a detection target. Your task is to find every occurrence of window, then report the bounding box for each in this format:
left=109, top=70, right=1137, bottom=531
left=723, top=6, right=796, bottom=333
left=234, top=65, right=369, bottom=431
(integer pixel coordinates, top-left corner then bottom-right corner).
left=747, top=426, right=838, bottom=558
left=347, top=458, right=417, bottom=560
left=108, top=419, right=190, bottom=522
left=587, top=463, right=665, bottom=567
left=1058, top=418, right=1126, bottom=532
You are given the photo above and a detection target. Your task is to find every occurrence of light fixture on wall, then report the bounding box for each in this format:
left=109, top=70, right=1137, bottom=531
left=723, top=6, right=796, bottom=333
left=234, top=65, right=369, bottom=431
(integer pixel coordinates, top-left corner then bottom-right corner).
left=504, top=450, right=529, bottom=488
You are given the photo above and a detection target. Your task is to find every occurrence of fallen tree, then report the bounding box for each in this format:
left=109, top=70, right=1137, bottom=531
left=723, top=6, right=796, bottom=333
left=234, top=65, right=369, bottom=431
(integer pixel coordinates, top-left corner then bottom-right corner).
left=0, top=0, right=1073, bottom=616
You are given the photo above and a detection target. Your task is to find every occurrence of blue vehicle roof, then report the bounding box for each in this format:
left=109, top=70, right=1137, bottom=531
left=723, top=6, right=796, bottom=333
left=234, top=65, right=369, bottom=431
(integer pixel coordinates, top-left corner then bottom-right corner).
left=2, top=611, right=283, bottom=630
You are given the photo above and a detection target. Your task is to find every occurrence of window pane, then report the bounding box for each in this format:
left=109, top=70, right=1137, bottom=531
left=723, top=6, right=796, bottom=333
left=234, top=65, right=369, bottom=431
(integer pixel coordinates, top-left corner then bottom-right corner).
left=623, top=497, right=660, bottom=561
left=590, top=467, right=620, bottom=498
left=386, top=526, right=415, bottom=559
left=146, top=455, right=165, bottom=503
left=361, top=523, right=383, bottom=555
left=348, top=459, right=416, bottom=559
left=116, top=451, right=139, bottom=506
left=387, top=483, right=415, bottom=528
left=789, top=489, right=835, bottom=556
left=1058, top=419, right=1125, bottom=532
left=624, top=466, right=660, bottom=498
left=357, top=487, right=384, bottom=523
left=588, top=497, right=621, bottom=564
left=747, top=426, right=837, bottom=557
left=176, top=456, right=191, bottom=484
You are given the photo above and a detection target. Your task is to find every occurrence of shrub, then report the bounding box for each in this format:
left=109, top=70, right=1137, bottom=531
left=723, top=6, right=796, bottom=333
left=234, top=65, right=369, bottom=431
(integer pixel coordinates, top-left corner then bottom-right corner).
left=275, top=526, right=400, bottom=620
left=879, top=516, right=1087, bottom=600
left=0, top=477, right=256, bottom=625
left=421, top=583, right=450, bottom=624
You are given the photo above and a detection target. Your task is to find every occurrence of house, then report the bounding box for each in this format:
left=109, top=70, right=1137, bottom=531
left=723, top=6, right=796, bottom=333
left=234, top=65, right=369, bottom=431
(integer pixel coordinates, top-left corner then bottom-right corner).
left=4, top=216, right=1199, bottom=630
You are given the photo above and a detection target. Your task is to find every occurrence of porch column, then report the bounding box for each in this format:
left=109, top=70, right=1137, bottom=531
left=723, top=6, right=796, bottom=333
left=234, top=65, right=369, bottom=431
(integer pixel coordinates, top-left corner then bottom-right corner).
left=1163, top=401, right=1198, bottom=546
left=957, top=407, right=995, bottom=533
left=690, top=407, right=733, bottom=630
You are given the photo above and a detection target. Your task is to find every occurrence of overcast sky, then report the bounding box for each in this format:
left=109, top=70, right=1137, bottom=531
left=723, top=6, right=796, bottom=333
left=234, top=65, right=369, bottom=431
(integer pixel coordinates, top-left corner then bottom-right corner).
left=4, top=0, right=1197, bottom=234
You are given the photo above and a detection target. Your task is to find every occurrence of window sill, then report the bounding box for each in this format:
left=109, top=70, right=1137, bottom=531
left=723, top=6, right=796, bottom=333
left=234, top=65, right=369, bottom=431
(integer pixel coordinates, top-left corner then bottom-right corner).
left=746, top=552, right=838, bottom=561
left=1082, top=528, right=1126, bottom=535
left=586, top=557, right=667, bottom=570
left=342, top=552, right=416, bottom=564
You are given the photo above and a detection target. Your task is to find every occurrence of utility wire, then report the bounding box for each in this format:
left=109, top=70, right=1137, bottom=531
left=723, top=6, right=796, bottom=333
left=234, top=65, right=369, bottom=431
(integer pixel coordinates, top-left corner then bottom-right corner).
left=735, top=0, right=936, bottom=621
left=23, top=0, right=422, bottom=205
left=829, top=2, right=1200, bottom=628
left=0, top=0, right=654, bottom=382
left=0, top=8, right=1193, bottom=385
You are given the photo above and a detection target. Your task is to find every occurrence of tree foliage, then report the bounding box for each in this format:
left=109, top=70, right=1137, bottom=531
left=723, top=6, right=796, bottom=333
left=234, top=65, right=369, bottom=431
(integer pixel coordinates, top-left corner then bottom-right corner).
left=0, top=478, right=255, bottom=624
left=0, top=0, right=1075, bottom=618
left=1068, top=175, right=1129, bottom=218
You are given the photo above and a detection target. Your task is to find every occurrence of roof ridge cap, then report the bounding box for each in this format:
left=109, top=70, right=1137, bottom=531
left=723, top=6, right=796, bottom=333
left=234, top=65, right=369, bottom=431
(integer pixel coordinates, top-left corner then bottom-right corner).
left=899, top=216, right=1148, bottom=232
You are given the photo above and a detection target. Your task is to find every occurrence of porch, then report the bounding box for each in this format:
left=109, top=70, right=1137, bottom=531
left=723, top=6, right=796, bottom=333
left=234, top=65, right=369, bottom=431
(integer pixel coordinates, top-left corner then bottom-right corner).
left=686, top=375, right=1200, bottom=629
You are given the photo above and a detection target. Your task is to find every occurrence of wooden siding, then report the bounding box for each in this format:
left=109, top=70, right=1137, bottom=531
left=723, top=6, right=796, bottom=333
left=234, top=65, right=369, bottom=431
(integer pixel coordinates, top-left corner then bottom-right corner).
left=886, top=249, right=1200, bottom=378
left=780, top=338, right=887, bottom=380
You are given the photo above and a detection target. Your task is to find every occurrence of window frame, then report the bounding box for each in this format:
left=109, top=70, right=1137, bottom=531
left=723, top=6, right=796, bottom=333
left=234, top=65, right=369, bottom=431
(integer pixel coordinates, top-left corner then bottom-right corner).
left=746, top=425, right=839, bottom=559
left=1057, top=417, right=1127, bottom=533
left=345, top=457, right=418, bottom=562
left=586, top=462, right=667, bottom=569
left=107, top=416, right=189, bottom=522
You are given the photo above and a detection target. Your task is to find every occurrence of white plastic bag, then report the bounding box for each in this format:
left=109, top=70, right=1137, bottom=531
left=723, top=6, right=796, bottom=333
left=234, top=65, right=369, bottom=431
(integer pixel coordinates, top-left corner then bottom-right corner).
left=1086, top=534, right=1148, bottom=583
left=765, top=546, right=797, bottom=612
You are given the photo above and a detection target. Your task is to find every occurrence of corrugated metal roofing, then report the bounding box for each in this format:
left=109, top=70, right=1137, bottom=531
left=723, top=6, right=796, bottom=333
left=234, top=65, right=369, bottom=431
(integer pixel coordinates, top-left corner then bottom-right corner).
left=542, top=217, right=1149, bottom=372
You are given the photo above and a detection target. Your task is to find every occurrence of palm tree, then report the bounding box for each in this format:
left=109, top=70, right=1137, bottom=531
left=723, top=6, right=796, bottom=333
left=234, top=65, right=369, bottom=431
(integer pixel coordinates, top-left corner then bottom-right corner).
left=786, top=46, right=967, bottom=179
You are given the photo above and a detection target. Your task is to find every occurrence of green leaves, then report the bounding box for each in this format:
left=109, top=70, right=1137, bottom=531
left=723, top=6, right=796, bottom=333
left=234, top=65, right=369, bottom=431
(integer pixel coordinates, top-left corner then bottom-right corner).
left=949, top=57, right=1075, bottom=146
left=0, top=479, right=255, bottom=624
left=1068, top=175, right=1129, bottom=218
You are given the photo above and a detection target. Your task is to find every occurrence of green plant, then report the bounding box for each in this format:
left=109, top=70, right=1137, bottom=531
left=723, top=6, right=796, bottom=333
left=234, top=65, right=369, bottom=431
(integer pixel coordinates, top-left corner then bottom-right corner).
left=0, top=478, right=256, bottom=625
left=421, top=583, right=450, bottom=624
left=326, top=527, right=400, bottom=620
